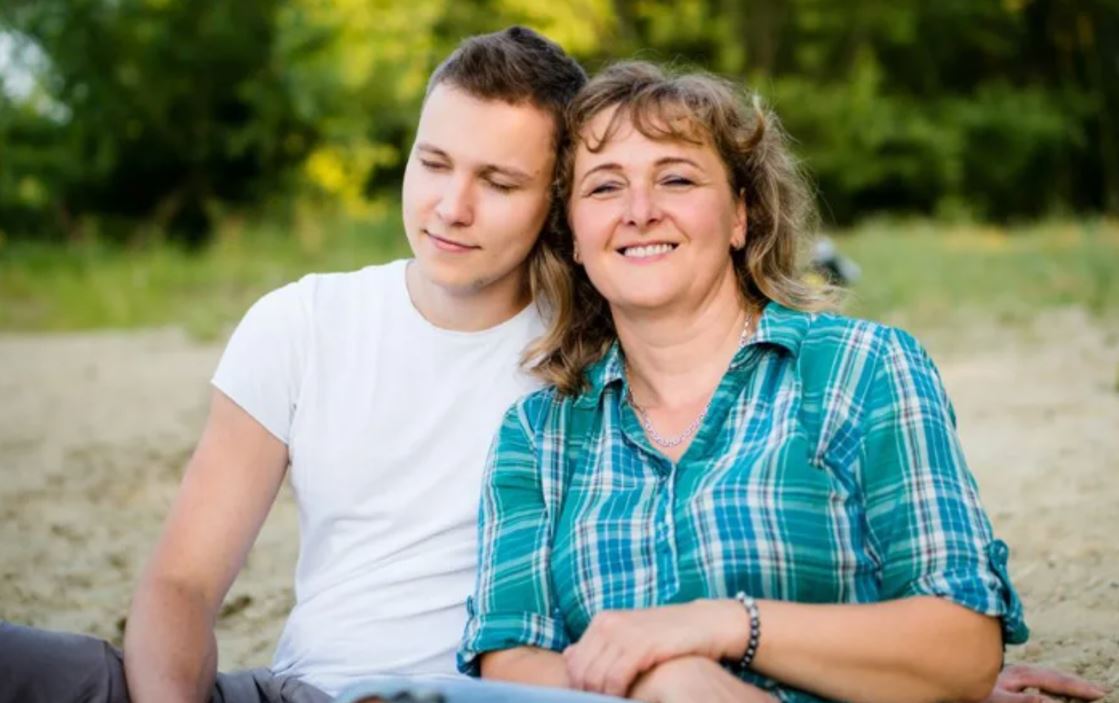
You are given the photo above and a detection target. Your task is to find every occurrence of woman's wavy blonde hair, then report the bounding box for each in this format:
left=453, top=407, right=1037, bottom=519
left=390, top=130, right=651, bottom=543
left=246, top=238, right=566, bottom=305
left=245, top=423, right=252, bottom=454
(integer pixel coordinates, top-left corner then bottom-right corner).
left=525, top=60, right=835, bottom=396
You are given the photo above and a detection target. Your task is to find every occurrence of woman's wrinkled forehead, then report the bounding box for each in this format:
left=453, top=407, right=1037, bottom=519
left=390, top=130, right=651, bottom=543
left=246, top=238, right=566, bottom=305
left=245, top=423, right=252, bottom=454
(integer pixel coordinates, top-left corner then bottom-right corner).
left=578, top=101, right=713, bottom=155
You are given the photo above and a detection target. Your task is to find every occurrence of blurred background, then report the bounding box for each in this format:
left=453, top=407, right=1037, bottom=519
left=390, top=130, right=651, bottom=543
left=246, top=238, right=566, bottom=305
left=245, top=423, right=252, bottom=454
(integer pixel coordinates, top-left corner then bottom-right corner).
left=1, top=0, right=1117, bottom=692
left=1, top=0, right=1117, bottom=331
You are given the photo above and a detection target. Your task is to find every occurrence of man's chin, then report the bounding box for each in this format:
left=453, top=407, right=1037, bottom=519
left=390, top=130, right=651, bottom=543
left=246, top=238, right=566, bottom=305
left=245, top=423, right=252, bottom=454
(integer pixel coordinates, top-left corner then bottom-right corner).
left=410, top=257, right=495, bottom=296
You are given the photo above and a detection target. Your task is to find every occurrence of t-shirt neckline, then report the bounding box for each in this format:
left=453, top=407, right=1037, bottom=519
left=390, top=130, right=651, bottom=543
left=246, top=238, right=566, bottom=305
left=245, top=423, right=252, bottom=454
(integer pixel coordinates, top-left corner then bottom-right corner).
left=394, top=259, right=537, bottom=340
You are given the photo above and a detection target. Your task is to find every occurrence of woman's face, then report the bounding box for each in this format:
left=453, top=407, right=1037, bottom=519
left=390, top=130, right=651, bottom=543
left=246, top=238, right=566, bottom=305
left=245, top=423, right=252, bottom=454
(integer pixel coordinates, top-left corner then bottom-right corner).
left=567, top=109, right=746, bottom=315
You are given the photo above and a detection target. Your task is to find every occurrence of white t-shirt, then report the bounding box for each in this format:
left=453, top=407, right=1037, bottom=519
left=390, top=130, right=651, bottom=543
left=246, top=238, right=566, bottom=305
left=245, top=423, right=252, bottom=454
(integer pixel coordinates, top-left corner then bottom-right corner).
left=211, top=259, right=545, bottom=695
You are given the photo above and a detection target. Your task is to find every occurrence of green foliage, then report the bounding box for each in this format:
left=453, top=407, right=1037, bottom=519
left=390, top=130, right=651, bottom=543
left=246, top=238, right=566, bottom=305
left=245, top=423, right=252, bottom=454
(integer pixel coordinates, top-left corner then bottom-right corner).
left=1, top=0, right=315, bottom=243
left=1, top=0, right=1117, bottom=241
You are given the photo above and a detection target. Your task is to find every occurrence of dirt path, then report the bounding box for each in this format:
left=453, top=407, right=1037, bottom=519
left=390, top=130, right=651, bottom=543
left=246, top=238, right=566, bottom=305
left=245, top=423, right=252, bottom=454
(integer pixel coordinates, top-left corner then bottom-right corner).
left=1, top=309, right=1116, bottom=691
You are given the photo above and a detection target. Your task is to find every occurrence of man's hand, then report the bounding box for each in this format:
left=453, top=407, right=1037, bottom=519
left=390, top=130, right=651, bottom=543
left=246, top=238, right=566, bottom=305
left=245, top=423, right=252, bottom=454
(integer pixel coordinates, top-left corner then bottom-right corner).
left=562, top=601, right=744, bottom=696
left=628, top=656, right=776, bottom=703
left=984, top=663, right=1109, bottom=703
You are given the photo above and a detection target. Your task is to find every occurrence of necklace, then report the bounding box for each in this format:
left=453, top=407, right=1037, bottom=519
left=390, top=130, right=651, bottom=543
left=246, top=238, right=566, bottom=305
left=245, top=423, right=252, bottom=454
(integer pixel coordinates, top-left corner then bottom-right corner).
left=625, top=315, right=753, bottom=449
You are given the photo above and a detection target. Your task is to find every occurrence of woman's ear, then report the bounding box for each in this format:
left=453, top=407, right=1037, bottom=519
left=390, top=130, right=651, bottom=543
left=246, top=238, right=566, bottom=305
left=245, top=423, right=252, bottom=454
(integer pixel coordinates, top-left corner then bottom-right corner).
left=732, top=189, right=748, bottom=250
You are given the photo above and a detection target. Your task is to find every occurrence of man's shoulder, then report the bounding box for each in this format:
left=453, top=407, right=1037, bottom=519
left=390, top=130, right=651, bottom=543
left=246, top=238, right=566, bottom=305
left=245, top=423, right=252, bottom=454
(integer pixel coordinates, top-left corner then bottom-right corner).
left=291, top=258, right=407, bottom=303
left=250, top=259, right=406, bottom=322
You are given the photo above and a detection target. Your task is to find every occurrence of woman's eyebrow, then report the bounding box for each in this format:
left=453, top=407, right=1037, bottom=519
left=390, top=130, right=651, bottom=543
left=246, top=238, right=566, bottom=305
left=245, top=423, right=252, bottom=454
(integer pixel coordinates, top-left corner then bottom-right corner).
left=577, top=155, right=705, bottom=188
left=654, top=156, right=702, bottom=170
left=578, top=162, right=623, bottom=187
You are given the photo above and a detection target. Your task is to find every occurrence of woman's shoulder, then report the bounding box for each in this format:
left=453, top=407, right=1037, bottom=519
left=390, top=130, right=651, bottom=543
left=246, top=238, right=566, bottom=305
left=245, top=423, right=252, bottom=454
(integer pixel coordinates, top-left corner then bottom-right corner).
left=501, top=380, right=608, bottom=454
left=764, top=305, right=940, bottom=402
left=772, top=305, right=931, bottom=369
left=499, top=386, right=566, bottom=438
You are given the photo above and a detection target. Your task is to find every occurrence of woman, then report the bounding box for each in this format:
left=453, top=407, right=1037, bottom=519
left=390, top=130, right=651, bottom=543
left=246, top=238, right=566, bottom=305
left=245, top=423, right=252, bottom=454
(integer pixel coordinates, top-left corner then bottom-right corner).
left=457, top=61, right=1028, bottom=703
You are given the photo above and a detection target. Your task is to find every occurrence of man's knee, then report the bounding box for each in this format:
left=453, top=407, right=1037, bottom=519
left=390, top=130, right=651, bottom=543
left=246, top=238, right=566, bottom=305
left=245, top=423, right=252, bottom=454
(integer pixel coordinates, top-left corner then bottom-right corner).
left=0, top=621, right=128, bottom=703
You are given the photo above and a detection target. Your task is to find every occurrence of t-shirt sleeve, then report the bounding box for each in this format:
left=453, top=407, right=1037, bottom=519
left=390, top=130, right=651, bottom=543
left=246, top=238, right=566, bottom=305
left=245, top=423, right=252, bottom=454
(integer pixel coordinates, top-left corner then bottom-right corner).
left=211, top=280, right=309, bottom=445
left=860, top=327, right=1028, bottom=645
left=457, top=398, right=570, bottom=676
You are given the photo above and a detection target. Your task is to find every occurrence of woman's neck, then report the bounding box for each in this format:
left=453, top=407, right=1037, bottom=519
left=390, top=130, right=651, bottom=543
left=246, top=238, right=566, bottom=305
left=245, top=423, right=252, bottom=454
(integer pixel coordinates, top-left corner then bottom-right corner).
left=614, top=268, right=754, bottom=411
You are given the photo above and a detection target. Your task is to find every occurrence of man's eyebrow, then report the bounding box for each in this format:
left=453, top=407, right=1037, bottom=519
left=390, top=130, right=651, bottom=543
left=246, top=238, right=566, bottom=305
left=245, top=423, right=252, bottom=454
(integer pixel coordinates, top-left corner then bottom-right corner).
left=416, top=142, right=533, bottom=182
left=415, top=142, right=450, bottom=158
left=479, top=164, right=534, bottom=183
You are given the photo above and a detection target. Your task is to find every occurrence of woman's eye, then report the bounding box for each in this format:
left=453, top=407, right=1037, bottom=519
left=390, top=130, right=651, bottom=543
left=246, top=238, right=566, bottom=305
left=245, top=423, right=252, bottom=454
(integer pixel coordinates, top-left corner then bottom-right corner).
left=420, top=159, right=449, bottom=171
left=487, top=180, right=517, bottom=193
left=587, top=182, right=621, bottom=196
left=662, top=176, right=695, bottom=187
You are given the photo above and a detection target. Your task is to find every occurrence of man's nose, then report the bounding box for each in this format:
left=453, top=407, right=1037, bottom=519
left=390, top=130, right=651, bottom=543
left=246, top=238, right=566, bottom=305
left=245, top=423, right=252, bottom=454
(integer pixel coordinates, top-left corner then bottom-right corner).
left=434, top=176, right=474, bottom=227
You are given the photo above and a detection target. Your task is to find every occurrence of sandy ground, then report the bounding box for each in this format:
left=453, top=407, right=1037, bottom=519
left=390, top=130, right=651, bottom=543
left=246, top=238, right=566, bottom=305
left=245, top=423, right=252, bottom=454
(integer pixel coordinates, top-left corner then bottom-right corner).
left=1, top=307, right=1116, bottom=695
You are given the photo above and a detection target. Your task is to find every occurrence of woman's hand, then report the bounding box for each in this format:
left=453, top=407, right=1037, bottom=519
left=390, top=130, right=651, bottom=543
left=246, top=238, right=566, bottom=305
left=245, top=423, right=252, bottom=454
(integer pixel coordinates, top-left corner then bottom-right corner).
left=562, top=601, right=747, bottom=696
left=629, top=656, right=777, bottom=703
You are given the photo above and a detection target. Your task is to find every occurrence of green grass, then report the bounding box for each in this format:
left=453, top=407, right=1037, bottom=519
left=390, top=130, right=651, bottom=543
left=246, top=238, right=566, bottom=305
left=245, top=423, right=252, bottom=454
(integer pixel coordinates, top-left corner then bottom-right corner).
left=1, top=215, right=1116, bottom=339
left=836, top=218, right=1119, bottom=327
left=0, top=214, right=411, bottom=339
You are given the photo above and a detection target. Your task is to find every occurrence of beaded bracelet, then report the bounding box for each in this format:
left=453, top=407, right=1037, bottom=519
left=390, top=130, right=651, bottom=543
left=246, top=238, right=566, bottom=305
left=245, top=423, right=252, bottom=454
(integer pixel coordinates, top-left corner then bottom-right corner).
left=733, top=591, right=761, bottom=670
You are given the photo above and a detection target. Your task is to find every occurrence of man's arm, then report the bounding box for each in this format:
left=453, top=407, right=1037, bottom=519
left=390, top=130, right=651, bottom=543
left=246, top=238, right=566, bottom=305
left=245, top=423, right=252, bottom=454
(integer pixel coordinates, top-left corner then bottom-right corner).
left=124, top=389, right=289, bottom=703
left=985, top=664, right=1109, bottom=703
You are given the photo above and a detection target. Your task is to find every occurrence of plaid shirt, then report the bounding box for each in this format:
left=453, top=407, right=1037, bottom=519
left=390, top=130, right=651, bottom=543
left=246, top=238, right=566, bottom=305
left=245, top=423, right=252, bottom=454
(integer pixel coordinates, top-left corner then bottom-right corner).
left=459, top=303, right=1028, bottom=701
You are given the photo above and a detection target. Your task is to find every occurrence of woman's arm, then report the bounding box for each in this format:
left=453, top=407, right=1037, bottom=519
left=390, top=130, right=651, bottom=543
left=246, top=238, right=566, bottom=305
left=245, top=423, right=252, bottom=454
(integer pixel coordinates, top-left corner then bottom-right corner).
left=630, top=656, right=777, bottom=703
left=719, top=327, right=1017, bottom=702
left=480, top=646, right=570, bottom=687
left=457, top=397, right=572, bottom=678
left=720, top=596, right=1001, bottom=703
left=560, top=595, right=1000, bottom=703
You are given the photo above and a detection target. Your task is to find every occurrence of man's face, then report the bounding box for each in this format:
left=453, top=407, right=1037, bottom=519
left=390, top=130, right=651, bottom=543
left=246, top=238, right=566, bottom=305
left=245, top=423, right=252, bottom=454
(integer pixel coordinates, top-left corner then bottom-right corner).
left=402, top=83, right=557, bottom=297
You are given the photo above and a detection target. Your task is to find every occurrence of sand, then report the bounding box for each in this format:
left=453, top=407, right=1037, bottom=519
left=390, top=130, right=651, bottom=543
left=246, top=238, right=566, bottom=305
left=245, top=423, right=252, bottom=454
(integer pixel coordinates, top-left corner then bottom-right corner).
left=1, top=308, right=1116, bottom=695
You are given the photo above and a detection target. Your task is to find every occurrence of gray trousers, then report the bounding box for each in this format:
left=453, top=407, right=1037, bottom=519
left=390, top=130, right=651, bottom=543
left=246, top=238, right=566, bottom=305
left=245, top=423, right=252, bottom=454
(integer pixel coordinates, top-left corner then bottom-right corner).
left=0, top=622, right=331, bottom=703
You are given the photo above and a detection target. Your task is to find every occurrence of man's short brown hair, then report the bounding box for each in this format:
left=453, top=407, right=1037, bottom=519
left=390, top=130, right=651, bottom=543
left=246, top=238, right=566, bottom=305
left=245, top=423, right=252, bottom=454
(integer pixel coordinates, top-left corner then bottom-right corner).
left=427, top=26, right=587, bottom=147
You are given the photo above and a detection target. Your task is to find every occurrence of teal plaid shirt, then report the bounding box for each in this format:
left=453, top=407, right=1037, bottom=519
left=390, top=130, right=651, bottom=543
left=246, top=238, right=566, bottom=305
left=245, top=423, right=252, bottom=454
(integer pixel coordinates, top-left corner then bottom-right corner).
left=459, top=303, right=1028, bottom=701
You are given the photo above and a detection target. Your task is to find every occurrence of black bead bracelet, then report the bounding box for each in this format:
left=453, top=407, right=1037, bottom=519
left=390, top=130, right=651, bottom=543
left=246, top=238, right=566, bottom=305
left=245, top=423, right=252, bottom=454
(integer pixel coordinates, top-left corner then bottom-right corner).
left=733, top=591, right=761, bottom=670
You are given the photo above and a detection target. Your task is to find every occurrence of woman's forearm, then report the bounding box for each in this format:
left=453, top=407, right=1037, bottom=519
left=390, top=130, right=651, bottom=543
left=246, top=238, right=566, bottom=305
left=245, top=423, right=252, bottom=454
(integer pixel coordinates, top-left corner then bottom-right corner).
left=707, top=596, right=1003, bottom=703
left=480, top=646, right=571, bottom=688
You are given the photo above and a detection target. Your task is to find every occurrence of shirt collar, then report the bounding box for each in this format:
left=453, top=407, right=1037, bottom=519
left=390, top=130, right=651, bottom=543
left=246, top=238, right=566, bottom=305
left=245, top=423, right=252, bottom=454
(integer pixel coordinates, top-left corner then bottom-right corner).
left=572, top=301, right=814, bottom=408
left=743, top=300, right=812, bottom=357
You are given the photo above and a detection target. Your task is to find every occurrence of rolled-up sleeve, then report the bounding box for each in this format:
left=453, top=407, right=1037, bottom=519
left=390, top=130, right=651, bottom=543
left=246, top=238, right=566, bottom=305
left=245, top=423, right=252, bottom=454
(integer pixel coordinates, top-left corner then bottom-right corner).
left=860, top=328, right=1029, bottom=645
left=457, top=399, right=570, bottom=675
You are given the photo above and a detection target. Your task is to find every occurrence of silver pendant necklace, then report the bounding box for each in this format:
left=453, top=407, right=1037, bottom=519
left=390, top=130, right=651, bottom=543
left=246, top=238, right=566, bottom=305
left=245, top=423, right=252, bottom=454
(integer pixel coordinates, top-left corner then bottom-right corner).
left=625, top=314, right=753, bottom=449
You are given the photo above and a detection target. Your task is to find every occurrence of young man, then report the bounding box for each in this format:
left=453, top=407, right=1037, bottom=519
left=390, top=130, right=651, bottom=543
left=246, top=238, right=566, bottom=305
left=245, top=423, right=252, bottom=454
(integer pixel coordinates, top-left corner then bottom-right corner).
left=0, top=25, right=1104, bottom=703
left=0, top=26, right=586, bottom=703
